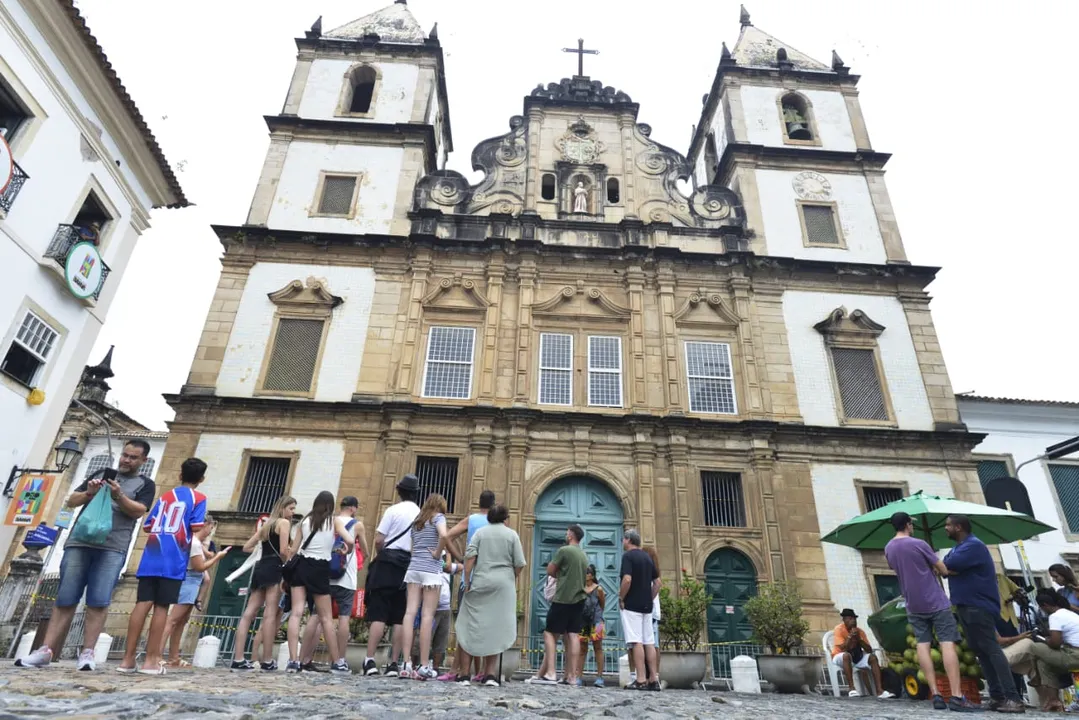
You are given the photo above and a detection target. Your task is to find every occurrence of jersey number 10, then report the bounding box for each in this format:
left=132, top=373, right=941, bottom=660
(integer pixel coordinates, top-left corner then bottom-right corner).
left=150, top=502, right=187, bottom=534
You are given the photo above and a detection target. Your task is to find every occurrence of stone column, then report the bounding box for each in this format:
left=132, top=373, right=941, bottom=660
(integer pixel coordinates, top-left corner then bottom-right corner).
left=376, top=410, right=412, bottom=517
left=625, top=265, right=647, bottom=409
left=655, top=264, right=681, bottom=409
left=467, top=415, right=495, bottom=512
left=666, top=435, right=695, bottom=577
left=479, top=257, right=505, bottom=400
left=391, top=253, right=431, bottom=397
left=505, top=422, right=530, bottom=532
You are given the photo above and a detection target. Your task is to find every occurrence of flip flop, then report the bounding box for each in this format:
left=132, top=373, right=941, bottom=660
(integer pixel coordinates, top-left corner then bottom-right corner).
left=115, top=666, right=137, bottom=674
left=138, top=666, right=167, bottom=676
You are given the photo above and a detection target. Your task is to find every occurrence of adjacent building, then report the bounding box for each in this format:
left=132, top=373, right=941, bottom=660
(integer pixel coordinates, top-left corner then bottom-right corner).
left=151, top=2, right=984, bottom=652
left=0, top=0, right=186, bottom=557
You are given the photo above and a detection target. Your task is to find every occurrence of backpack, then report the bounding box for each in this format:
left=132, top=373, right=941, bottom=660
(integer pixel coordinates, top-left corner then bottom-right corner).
left=329, top=519, right=356, bottom=580
left=582, top=587, right=603, bottom=626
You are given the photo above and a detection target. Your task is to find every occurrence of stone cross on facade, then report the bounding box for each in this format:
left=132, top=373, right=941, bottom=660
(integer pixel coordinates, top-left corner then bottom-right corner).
left=562, top=38, right=598, bottom=77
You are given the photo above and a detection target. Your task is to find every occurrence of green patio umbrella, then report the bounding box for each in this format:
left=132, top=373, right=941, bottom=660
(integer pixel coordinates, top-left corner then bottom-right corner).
left=820, top=490, right=1055, bottom=551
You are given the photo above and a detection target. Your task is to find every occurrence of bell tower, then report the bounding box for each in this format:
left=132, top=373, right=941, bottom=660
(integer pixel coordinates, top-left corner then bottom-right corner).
left=244, top=1, right=451, bottom=237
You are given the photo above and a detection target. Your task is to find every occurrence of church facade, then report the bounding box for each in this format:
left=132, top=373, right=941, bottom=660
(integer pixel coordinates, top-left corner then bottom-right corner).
left=151, top=2, right=984, bottom=647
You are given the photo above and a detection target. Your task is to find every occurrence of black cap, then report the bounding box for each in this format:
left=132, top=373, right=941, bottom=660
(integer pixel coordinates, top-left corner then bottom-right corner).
left=890, top=511, right=912, bottom=531
left=840, top=608, right=858, bottom=618
left=397, top=474, right=419, bottom=492
left=340, top=496, right=359, bottom=508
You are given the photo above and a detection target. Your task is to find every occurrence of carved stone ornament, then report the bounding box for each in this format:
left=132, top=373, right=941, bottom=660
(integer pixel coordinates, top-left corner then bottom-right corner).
left=420, top=274, right=493, bottom=314
left=792, top=171, right=832, bottom=201
left=814, top=307, right=885, bottom=345
left=532, top=282, right=630, bottom=322
left=557, top=116, right=605, bottom=165
left=266, top=277, right=343, bottom=317
left=673, top=292, right=740, bottom=328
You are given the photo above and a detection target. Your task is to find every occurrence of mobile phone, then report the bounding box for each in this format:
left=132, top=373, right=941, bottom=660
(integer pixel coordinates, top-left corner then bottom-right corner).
left=101, top=468, right=118, bottom=481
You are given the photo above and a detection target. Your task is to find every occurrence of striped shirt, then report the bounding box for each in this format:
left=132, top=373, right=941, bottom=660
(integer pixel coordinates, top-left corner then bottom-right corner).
left=408, top=513, right=446, bottom=574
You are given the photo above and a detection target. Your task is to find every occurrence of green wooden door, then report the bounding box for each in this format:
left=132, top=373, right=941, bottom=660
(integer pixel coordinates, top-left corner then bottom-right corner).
left=530, top=477, right=624, bottom=671
left=705, top=549, right=757, bottom=675
left=205, top=551, right=252, bottom=656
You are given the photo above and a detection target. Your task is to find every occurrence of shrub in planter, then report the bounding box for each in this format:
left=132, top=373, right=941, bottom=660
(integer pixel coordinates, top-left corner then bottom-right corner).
left=658, top=570, right=711, bottom=651
left=743, top=581, right=816, bottom=693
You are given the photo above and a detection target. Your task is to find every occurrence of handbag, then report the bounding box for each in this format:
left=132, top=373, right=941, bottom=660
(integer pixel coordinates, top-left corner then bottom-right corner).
left=69, top=487, right=114, bottom=546
left=543, top=575, right=558, bottom=602
left=365, top=525, right=412, bottom=591
left=281, top=523, right=316, bottom=585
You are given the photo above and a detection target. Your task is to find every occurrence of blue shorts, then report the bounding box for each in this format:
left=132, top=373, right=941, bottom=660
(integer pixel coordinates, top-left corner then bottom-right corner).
left=177, top=572, right=204, bottom=605
left=56, top=547, right=127, bottom=608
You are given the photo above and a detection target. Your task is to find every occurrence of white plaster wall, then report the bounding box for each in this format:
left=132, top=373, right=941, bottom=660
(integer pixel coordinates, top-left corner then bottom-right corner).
left=298, top=58, right=419, bottom=125
left=783, top=291, right=934, bottom=430
left=958, top=400, right=1079, bottom=574
left=192, top=433, right=345, bottom=513
left=756, top=169, right=886, bottom=264
left=740, top=85, right=856, bottom=152
left=216, top=262, right=375, bottom=402
left=811, top=463, right=955, bottom=644
left=267, top=141, right=403, bottom=234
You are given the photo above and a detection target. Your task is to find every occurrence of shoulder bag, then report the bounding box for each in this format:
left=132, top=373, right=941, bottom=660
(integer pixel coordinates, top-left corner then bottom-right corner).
left=281, top=522, right=317, bottom=586
left=365, top=525, right=413, bottom=591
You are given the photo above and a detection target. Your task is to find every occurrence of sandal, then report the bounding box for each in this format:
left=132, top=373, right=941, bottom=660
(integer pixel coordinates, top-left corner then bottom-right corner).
left=194, top=600, right=203, bottom=612
left=138, top=666, right=167, bottom=676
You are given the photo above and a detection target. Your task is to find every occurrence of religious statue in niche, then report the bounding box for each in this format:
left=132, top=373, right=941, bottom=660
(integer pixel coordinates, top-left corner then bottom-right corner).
left=573, top=182, right=589, bottom=213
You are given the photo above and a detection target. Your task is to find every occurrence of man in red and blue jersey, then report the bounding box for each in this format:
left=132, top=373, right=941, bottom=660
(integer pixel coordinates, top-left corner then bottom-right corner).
left=117, top=458, right=208, bottom=674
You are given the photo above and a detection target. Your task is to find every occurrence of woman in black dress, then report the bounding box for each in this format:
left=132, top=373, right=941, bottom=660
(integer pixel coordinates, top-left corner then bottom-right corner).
left=230, top=495, right=296, bottom=671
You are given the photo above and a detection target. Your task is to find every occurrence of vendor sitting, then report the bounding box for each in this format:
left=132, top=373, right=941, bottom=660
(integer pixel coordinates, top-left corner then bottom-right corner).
left=832, top=608, right=893, bottom=698
left=1003, top=589, right=1079, bottom=712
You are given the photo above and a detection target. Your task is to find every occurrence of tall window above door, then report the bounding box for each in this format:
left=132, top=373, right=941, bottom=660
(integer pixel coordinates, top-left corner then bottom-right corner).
left=814, top=307, right=894, bottom=425
left=587, top=336, right=623, bottom=408
left=685, top=341, right=737, bottom=415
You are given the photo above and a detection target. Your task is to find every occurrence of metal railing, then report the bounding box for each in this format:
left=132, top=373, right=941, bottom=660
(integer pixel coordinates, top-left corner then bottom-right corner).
left=0, top=162, right=28, bottom=214
left=44, top=224, right=111, bottom=300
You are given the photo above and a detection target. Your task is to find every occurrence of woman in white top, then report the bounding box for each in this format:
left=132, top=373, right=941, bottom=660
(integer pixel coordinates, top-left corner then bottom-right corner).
left=1004, top=588, right=1079, bottom=711
left=161, top=515, right=230, bottom=667
left=285, top=491, right=354, bottom=674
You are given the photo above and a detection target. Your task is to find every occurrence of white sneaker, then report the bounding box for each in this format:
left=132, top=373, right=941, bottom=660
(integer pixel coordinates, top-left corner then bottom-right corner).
left=14, top=646, right=52, bottom=668
left=417, top=664, right=438, bottom=681
left=76, top=648, right=96, bottom=671
left=848, top=689, right=861, bottom=698
left=878, top=690, right=896, bottom=699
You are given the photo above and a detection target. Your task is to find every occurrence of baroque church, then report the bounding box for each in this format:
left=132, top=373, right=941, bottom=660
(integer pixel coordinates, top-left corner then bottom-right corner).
left=149, top=1, right=984, bottom=649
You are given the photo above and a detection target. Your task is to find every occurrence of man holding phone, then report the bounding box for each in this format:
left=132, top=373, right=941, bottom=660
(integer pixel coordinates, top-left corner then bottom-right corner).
left=15, top=440, right=156, bottom=671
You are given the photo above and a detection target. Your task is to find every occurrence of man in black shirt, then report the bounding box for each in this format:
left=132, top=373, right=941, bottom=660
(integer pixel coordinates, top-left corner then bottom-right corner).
left=619, top=529, right=660, bottom=691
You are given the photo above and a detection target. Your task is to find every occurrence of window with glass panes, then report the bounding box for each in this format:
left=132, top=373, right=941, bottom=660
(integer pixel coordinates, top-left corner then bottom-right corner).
left=685, top=341, right=737, bottom=414
left=538, top=333, right=572, bottom=405
left=1049, top=464, right=1079, bottom=533
left=587, top=336, right=622, bottom=407
left=422, top=326, right=475, bottom=399
left=1, top=311, right=59, bottom=386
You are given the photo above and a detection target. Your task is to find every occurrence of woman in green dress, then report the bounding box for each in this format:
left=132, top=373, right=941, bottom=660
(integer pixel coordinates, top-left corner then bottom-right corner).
left=454, top=504, right=526, bottom=686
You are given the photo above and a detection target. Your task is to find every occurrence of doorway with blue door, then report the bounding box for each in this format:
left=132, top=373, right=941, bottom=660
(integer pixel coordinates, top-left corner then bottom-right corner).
left=530, top=475, right=624, bottom=674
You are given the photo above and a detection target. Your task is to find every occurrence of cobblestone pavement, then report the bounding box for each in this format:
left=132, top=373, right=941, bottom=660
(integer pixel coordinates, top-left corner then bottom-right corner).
left=0, top=665, right=1069, bottom=718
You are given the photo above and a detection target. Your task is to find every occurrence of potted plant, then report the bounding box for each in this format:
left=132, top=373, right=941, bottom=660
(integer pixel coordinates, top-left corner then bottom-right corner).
left=742, top=581, right=817, bottom=693
left=657, top=569, right=712, bottom=689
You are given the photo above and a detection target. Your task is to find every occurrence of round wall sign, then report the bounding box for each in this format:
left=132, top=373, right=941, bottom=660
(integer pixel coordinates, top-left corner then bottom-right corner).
left=0, top=135, right=13, bottom=195
left=64, top=242, right=104, bottom=299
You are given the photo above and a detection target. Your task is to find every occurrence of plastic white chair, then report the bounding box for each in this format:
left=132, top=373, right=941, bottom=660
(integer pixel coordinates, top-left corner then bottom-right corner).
left=823, top=630, right=870, bottom=697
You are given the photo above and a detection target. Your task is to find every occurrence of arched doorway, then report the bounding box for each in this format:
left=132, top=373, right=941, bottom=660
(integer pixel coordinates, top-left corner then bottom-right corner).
left=705, top=548, right=758, bottom=675
left=530, top=476, right=624, bottom=665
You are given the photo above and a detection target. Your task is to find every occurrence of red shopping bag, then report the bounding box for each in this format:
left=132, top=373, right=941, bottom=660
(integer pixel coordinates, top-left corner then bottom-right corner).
left=353, top=589, right=365, bottom=618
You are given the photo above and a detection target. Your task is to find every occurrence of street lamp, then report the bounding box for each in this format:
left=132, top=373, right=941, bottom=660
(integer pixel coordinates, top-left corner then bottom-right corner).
left=2, top=436, right=83, bottom=497
left=1015, top=434, right=1079, bottom=474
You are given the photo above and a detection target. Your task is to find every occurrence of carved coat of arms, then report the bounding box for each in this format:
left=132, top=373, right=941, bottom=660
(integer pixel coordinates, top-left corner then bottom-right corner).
left=557, top=116, right=605, bottom=165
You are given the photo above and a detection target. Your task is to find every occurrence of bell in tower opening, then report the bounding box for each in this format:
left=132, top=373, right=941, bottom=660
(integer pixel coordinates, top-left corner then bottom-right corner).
left=781, top=93, right=813, bottom=141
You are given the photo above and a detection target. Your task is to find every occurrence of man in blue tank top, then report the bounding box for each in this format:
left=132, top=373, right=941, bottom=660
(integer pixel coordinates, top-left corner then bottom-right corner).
left=441, top=490, right=494, bottom=680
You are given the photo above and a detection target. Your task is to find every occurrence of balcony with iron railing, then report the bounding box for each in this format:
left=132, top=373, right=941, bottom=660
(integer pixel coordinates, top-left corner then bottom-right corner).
left=0, top=162, right=28, bottom=214
left=44, top=224, right=111, bottom=301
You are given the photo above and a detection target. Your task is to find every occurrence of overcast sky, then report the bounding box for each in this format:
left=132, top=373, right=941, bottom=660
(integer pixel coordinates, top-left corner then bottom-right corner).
left=75, top=0, right=1078, bottom=431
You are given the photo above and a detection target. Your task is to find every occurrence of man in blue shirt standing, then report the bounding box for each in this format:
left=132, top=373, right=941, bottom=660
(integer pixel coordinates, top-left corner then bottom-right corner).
left=943, top=514, right=1025, bottom=713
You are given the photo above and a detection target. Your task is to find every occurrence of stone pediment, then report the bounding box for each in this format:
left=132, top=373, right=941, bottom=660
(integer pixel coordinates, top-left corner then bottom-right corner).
left=421, top=275, right=492, bottom=314
left=267, top=277, right=342, bottom=318
left=814, top=307, right=885, bottom=343
left=533, top=283, right=630, bottom=322
left=673, top=292, right=740, bottom=328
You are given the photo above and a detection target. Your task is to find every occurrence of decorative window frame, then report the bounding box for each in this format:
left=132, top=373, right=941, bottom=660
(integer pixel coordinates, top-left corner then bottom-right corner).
left=64, top=176, right=121, bottom=254
left=814, top=307, right=896, bottom=427
left=864, top=565, right=900, bottom=612
left=776, top=90, right=822, bottom=147
left=419, top=324, right=478, bottom=401
left=0, top=297, right=66, bottom=398
left=694, top=464, right=760, bottom=534
left=335, top=63, right=382, bottom=119
left=853, top=478, right=909, bottom=515
left=255, top=277, right=342, bottom=398
left=0, top=55, right=47, bottom=156
left=797, top=199, right=846, bottom=249
left=309, top=171, right=362, bottom=219
left=683, top=340, right=738, bottom=415
left=673, top=291, right=744, bottom=418
left=230, top=449, right=300, bottom=512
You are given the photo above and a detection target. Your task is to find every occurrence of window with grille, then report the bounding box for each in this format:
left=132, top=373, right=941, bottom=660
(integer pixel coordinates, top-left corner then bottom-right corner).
left=238, top=456, right=291, bottom=514
left=138, top=457, right=156, bottom=480
left=262, top=318, right=324, bottom=394
left=801, top=204, right=840, bottom=245
left=862, top=486, right=903, bottom=512
left=1049, top=464, right=1079, bottom=533
left=317, top=175, right=357, bottom=215
left=415, top=456, right=459, bottom=513
left=2, top=311, right=59, bottom=386
left=977, top=460, right=1011, bottom=490
left=587, top=336, right=622, bottom=407
left=0, top=79, right=29, bottom=141
left=701, top=471, right=746, bottom=527
left=831, top=347, right=889, bottom=421
left=685, top=341, right=737, bottom=414
left=422, top=326, right=475, bottom=399
left=83, top=454, right=113, bottom=480
left=538, top=333, right=572, bottom=405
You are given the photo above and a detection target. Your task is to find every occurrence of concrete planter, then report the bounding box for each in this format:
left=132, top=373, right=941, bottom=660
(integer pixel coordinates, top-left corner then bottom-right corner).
left=497, top=647, right=521, bottom=681
left=755, top=654, right=822, bottom=694
left=659, top=651, right=708, bottom=689
left=345, top=643, right=391, bottom=671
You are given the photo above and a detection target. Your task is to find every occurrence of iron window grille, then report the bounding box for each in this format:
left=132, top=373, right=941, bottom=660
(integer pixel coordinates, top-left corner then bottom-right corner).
left=415, top=456, right=459, bottom=513
left=263, top=318, right=323, bottom=393
left=1049, top=464, right=1079, bottom=534
left=831, top=347, right=889, bottom=421
left=83, top=454, right=114, bottom=480
left=802, top=204, right=841, bottom=245
left=238, top=457, right=291, bottom=514
left=318, top=176, right=357, bottom=215
left=701, top=471, right=746, bottom=528
left=862, top=486, right=903, bottom=512
left=976, top=460, right=1011, bottom=490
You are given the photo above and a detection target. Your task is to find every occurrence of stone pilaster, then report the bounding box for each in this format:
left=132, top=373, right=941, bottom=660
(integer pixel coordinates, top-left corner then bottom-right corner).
left=899, top=290, right=962, bottom=429
left=625, top=264, right=647, bottom=409
left=666, top=435, right=695, bottom=576
left=391, top=252, right=431, bottom=397
left=631, top=424, right=657, bottom=546
left=513, top=260, right=536, bottom=403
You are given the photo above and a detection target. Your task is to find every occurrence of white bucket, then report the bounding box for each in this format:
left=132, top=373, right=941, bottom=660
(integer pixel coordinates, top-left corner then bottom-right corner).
left=14, top=632, right=35, bottom=661
left=730, top=654, right=761, bottom=694
left=617, top=653, right=631, bottom=688
left=192, top=635, right=220, bottom=668
left=93, top=633, right=112, bottom=664
left=277, top=641, right=290, bottom=669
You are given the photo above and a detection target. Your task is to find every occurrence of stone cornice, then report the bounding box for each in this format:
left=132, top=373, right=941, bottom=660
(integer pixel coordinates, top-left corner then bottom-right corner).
left=717, top=143, right=891, bottom=186
left=264, top=115, right=437, bottom=172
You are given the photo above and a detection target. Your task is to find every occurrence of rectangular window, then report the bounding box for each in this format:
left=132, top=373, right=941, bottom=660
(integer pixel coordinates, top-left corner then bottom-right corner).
left=538, top=333, right=573, bottom=405
left=1049, top=464, right=1079, bottom=533
left=1, top=311, right=58, bottom=386
left=317, top=175, right=358, bottom=216
left=873, top=575, right=901, bottom=608
left=977, top=460, right=1011, bottom=490
left=238, top=456, right=291, bottom=514
left=587, top=336, right=623, bottom=407
left=801, top=203, right=841, bottom=246
left=831, top=347, right=889, bottom=421
left=0, top=80, right=29, bottom=141
left=422, top=326, right=475, bottom=399
left=415, top=456, right=459, bottom=513
left=685, top=341, right=737, bottom=414
left=862, top=486, right=903, bottom=512
left=701, top=471, right=746, bottom=527
left=262, top=318, right=324, bottom=394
